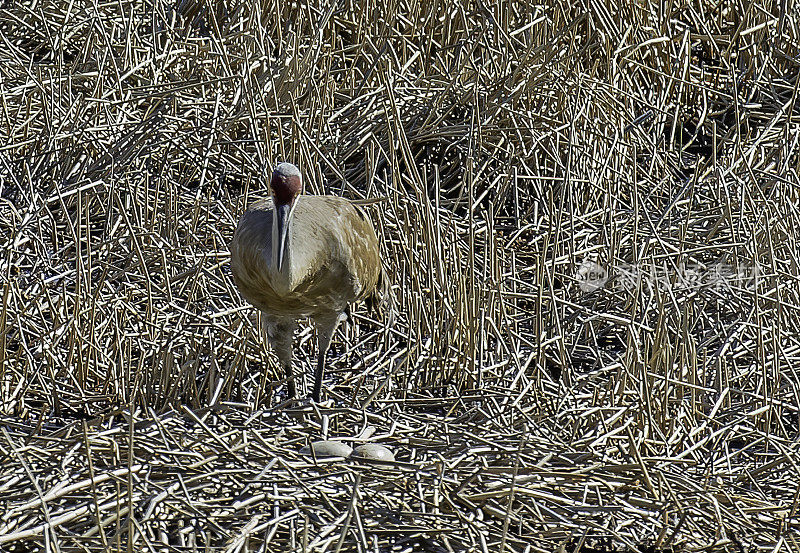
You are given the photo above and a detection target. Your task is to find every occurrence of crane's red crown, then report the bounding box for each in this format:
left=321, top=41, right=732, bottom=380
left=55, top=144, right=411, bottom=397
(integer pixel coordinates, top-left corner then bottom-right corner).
left=271, top=162, right=302, bottom=205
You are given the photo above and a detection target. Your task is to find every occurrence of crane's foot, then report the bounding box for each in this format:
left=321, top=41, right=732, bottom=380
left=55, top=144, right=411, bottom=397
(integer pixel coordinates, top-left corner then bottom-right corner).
left=290, top=397, right=314, bottom=408
left=281, top=397, right=334, bottom=411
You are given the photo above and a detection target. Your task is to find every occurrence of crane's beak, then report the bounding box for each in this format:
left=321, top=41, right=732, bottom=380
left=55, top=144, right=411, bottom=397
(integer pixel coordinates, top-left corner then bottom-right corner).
left=275, top=202, right=291, bottom=272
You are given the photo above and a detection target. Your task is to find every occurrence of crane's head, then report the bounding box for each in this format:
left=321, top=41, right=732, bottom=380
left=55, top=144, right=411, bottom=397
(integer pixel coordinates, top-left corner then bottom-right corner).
left=271, top=162, right=302, bottom=205
left=271, top=162, right=302, bottom=272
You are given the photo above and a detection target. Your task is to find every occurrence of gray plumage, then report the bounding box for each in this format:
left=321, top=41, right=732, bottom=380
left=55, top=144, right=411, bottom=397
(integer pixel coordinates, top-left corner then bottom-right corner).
left=230, top=164, right=385, bottom=401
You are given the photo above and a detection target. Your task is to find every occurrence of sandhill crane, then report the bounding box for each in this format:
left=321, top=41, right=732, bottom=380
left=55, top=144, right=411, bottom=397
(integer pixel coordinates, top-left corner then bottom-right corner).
left=230, top=162, right=386, bottom=402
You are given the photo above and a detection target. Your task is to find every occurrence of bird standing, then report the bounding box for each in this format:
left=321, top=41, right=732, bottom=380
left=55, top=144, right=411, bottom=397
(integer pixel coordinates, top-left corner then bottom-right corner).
left=229, top=162, right=385, bottom=402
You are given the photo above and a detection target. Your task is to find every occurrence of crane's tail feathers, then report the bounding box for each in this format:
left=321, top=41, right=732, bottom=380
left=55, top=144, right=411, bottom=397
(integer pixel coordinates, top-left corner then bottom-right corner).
left=367, top=267, right=395, bottom=328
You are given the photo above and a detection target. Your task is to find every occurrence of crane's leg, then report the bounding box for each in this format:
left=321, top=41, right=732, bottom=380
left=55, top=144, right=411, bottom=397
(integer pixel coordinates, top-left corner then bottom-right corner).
left=312, top=312, right=342, bottom=402
left=262, top=313, right=298, bottom=398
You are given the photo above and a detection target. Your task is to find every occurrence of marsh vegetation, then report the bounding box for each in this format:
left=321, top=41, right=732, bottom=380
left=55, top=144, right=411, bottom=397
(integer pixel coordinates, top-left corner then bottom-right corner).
left=1, top=0, right=798, bottom=550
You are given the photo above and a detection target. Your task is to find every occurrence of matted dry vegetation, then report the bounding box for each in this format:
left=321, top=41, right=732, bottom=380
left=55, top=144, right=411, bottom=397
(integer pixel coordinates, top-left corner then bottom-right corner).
left=1, top=0, right=800, bottom=551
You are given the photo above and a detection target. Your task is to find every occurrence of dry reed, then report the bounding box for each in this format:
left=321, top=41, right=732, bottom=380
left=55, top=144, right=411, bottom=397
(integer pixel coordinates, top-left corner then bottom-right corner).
left=1, top=0, right=799, bottom=550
